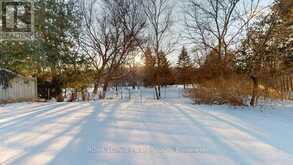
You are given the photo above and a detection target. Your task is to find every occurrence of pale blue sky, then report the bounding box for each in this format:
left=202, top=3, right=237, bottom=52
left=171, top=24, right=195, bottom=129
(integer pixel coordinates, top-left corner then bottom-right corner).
left=165, top=0, right=275, bottom=65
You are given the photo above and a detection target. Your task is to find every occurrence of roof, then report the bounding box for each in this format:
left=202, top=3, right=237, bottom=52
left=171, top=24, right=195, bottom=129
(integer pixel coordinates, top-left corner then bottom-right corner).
left=0, top=68, right=36, bottom=80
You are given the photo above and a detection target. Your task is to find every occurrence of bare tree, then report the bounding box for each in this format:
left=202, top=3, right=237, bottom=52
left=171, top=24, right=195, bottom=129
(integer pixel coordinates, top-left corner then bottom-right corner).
left=80, top=0, right=146, bottom=98
left=185, top=0, right=261, bottom=63
left=143, top=0, right=174, bottom=100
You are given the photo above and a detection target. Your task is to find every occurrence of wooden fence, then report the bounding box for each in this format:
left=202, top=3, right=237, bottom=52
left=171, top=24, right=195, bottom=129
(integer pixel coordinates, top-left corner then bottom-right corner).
left=0, top=77, right=37, bottom=102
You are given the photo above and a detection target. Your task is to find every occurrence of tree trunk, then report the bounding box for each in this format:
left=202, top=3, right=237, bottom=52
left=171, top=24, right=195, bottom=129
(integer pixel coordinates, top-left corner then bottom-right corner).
left=82, top=89, right=86, bottom=101
left=250, top=76, right=258, bottom=107
left=93, top=84, right=98, bottom=95
left=93, top=77, right=101, bottom=95
left=115, top=85, right=118, bottom=96
left=93, top=83, right=99, bottom=95
left=154, top=86, right=160, bottom=100
left=48, top=89, right=50, bottom=100
left=101, top=80, right=109, bottom=99
left=158, top=85, right=161, bottom=98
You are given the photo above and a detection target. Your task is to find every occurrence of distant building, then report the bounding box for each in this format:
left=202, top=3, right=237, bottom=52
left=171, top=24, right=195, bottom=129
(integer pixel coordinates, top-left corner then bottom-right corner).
left=0, top=68, right=37, bottom=103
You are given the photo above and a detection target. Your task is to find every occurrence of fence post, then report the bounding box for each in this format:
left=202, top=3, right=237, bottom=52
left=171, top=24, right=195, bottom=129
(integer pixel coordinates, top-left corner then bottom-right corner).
left=128, top=88, right=131, bottom=100
left=140, top=88, right=143, bottom=104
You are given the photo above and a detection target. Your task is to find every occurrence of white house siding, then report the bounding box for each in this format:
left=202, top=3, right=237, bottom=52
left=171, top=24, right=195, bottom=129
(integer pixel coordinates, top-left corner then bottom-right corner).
left=0, top=77, right=37, bottom=101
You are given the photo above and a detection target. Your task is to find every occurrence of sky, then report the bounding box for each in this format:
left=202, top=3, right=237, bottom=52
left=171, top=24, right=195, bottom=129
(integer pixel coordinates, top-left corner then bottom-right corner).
left=163, top=0, right=276, bottom=65
left=75, top=0, right=276, bottom=66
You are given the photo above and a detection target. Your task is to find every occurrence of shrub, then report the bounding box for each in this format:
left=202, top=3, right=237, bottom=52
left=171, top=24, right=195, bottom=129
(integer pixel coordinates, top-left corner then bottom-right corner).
left=191, top=75, right=250, bottom=106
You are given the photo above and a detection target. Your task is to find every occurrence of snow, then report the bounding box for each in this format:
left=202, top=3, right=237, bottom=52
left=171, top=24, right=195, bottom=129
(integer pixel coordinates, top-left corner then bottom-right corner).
left=1, top=87, right=293, bottom=165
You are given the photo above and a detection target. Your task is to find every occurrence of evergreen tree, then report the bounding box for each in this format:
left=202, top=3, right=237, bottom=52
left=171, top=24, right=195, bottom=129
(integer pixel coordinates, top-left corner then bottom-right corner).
left=235, top=0, right=293, bottom=106
left=272, top=0, right=293, bottom=69
left=176, top=47, right=193, bottom=88
left=0, top=0, right=84, bottom=99
left=143, top=48, right=156, bottom=86
left=157, top=51, right=174, bottom=86
left=34, top=0, right=83, bottom=99
left=177, top=47, right=192, bottom=69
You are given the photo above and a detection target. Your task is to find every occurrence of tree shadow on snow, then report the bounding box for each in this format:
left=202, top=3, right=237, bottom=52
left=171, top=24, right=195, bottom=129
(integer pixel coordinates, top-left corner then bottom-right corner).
left=170, top=102, right=293, bottom=163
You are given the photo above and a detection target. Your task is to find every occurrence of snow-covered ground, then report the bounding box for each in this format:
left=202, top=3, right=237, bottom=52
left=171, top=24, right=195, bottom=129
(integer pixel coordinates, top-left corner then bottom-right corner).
left=1, top=87, right=293, bottom=165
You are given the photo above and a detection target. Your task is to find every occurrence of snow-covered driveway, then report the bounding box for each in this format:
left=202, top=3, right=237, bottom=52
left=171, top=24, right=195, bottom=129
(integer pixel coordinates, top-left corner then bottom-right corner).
left=1, top=98, right=293, bottom=165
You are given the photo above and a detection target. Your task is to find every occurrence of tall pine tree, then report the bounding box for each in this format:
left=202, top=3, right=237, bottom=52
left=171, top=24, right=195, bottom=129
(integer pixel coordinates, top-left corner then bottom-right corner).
left=176, top=47, right=193, bottom=88
left=157, top=51, right=174, bottom=86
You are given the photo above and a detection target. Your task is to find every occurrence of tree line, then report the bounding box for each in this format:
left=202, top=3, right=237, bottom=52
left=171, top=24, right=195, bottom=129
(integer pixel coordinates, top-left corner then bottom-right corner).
left=0, top=0, right=292, bottom=105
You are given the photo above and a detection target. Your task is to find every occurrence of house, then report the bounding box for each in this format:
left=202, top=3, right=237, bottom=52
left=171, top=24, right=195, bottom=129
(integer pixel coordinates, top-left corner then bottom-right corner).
left=0, top=68, right=37, bottom=103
